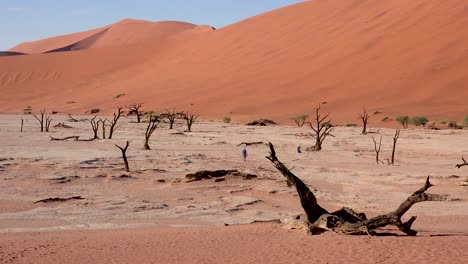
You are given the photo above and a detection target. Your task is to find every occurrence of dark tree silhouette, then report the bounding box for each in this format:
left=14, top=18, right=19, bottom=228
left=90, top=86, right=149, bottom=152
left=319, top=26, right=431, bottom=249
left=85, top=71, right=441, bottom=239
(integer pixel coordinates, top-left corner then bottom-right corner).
left=32, top=109, right=53, bottom=132
left=127, top=103, right=143, bottom=123
left=162, top=108, right=178, bottom=129
left=181, top=111, right=199, bottom=132
left=372, top=136, right=383, bottom=164
left=391, top=129, right=400, bottom=165
left=144, top=115, right=161, bottom=150
left=266, top=142, right=448, bottom=235
left=306, top=103, right=333, bottom=151
left=115, top=140, right=131, bottom=172
left=108, top=107, right=123, bottom=139
left=358, top=107, right=371, bottom=135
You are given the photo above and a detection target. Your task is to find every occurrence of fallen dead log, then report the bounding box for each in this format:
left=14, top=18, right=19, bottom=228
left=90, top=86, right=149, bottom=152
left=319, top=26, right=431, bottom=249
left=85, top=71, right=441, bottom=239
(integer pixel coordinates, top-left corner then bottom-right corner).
left=49, top=136, right=96, bottom=142
left=50, top=136, right=80, bottom=141
left=266, top=142, right=449, bottom=236
left=34, top=196, right=84, bottom=204
left=455, top=156, right=468, bottom=168
left=237, top=142, right=265, bottom=146
left=186, top=170, right=257, bottom=182
left=54, top=122, right=73, bottom=129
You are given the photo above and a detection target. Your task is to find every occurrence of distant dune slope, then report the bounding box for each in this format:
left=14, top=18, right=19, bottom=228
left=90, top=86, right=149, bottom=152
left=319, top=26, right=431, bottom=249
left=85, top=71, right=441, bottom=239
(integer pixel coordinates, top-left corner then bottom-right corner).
left=1, top=0, right=468, bottom=123
left=10, top=19, right=198, bottom=54
left=9, top=26, right=108, bottom=54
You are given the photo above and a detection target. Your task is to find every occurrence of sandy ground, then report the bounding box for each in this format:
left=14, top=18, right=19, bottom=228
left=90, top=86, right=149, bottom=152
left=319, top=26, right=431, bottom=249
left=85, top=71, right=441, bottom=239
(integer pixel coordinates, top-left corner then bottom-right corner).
left=0, top=114, right=467, bottom=263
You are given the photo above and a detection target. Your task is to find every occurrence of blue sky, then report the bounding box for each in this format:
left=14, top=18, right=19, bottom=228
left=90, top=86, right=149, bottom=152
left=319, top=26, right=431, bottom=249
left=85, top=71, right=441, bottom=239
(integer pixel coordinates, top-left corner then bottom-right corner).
left=0, top=0, right=304, bottom=50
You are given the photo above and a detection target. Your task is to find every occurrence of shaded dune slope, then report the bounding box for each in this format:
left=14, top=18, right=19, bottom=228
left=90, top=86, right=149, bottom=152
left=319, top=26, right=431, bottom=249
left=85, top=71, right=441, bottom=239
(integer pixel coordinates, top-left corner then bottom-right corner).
left=9, top=26, right=108, bottom=54
left=1, top=0, right=467, bottom=123
left=0, top=51, right=26, bottom=57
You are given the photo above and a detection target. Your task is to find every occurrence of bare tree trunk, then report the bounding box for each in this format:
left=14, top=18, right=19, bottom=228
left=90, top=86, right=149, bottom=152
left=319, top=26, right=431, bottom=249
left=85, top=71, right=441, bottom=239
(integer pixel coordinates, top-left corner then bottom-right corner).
left=50, top=136, right=80, bottom=141
left=99, top=119, right=107, bottom=139
left=115, top=140, right=131, bottom=172
left=32, top=109, right=45, bottom=132
left=89, top=115, right=100, bottom=140
left=358, top=107, right=371, bottom=135
left=266, top=142, right=449, bottom=236
left=456, top=156, right=468, bottom=168
left=372, top=136, right=382, bottom=164
left=181, top=111, right=199, bottom=132
left=306, top=103, right=333, bottom=151
left=266, top=143, right=328, bottom=224
left=162, top=108, right=177, bottom=129
left=144, top=115, right=160, bottom=150
left=391, top=129, right=400, bottom=165
left=108, top=107, right=123, bottom=139
left=127, top=103, right=143, bottom=123
left=45, top=115, right=53, bottom=132
left=32, top=109, right=53, bottom=132
left=67, top=114, right=79, bottom=122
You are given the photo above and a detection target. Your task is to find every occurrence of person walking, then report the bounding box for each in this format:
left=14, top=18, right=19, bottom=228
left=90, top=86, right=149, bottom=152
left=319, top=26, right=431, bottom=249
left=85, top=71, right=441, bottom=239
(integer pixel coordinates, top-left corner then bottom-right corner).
left=242, top=148, right=248, bottom=161
left=297, top=145, right=302, bottom=154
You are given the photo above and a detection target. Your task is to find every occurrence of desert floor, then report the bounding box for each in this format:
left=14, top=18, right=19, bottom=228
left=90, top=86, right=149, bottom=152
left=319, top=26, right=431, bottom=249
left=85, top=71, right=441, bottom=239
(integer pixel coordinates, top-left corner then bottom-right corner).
left=0, top=114, right=467, bottom=263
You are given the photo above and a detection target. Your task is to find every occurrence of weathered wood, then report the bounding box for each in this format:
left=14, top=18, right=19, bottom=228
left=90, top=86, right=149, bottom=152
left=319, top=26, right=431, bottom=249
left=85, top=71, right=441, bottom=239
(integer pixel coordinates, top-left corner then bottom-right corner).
left=266, top=143, right=329, bottom=224
left=391, top=129, right=400, bottom=165
left=180, top=111, right=199, bottom=132
left=358, top=107, right=371, bottom=135
left=186, top=169, right=257, bottom=182
left=162, top=108, right=178, bottom=129
left=127, top=103, right=143, bottom=123
left=54, top=122, right=73, bottom=129
left=108, top=107, right=123, bottom=139
left=144, top=115, right=160, bottom=150
left=32, top=109, right=53, bottom=132
left=67, top=114, right=79, bottom=122
left=34, top=196, right=84, bottom=204
left=237, top=142, right=265, bottom=146
left=50, top=136, right=80, bottom=141
left=372, top=136, right=383, bottom=164
left=456, top=156, right=468, bottom=168
left=89, top=115, right=100, bottom=140
left=115, top=140, right=131, bottom=172
left=306, top=103, right=333, bottom=151
left=99, top=118, right=108, bottom=139
left=266, top=142, right=449, bottom=236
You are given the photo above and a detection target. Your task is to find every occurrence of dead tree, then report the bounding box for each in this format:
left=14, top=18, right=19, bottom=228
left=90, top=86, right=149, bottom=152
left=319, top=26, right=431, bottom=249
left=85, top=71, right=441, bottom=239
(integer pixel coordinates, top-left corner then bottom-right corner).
left=390, top=129, right=400, bottom=165
left=162, top=108, right=178, bottom=129
left=115, top=140, right=131, bottom=172
left=127, top=103, right=143, bottom=123
left=108, top=107, right=123, bottom=139
left=144, top=115, right=161, bottom=150
left=181, top=111, right=199, bottom=132
left=266, top=142, right=448, bottom=236
left=67, top=114, right=79, bottom=122
left=358, top=107, right=371, bottom=135
left=50, top=136, right=80, bottom=141
left=32, top=109, right=53, bottom=132
left=456, top=156, right=468, bottom=168
left=89, top=115, right=100, bottom=140
left=306, top=103, right=333, bottom=151
left=372, top=136, right=383, bottom=164
left=99, top=119, right=108, bottom=139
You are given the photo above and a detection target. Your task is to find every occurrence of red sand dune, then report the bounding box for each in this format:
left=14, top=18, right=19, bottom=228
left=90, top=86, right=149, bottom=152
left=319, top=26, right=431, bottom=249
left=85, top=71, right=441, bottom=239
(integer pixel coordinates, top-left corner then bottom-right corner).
left=1, top=0, right=468, bottom=123
left=9, top=26, right=108, bottom=54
